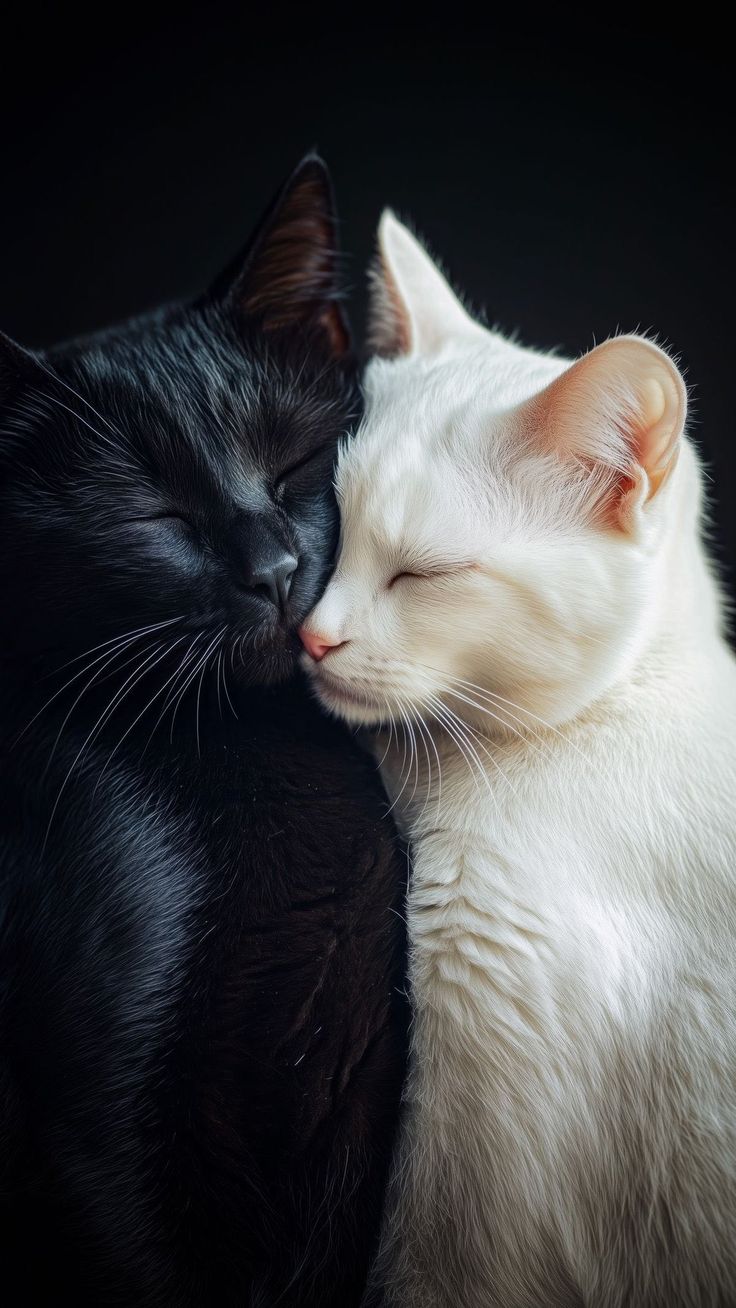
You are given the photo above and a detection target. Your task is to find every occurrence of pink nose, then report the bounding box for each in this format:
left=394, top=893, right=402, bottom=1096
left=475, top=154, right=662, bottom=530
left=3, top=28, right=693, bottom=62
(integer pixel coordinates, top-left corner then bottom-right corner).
left=299, top=627, right=343, bottom=661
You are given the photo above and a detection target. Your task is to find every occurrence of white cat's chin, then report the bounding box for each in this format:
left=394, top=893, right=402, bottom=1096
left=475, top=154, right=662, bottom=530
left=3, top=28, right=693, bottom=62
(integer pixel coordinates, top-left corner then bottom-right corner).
left=304, top=662, right=386, bottom=727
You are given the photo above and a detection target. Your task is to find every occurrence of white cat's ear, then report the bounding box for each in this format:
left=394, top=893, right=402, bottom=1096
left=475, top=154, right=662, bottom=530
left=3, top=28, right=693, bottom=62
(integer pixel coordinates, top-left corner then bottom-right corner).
left=524, top=335, right=687, bottom=529
left=368, top=211, right=476, bottom=357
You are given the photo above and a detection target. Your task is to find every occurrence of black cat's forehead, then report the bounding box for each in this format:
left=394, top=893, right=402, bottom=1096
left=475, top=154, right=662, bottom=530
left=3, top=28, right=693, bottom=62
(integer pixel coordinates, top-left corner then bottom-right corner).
left=48, top=305, right=357, bottom=483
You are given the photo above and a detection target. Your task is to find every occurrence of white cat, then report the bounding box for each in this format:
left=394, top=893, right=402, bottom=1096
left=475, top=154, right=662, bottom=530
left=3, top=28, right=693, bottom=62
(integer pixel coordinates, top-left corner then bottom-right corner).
left=299, top=213, right=736, bottom=1307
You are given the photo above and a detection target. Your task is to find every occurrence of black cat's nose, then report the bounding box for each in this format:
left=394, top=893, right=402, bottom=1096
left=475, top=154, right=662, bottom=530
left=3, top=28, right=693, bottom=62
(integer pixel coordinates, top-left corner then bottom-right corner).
left=244, top=552, right=297, bottom=613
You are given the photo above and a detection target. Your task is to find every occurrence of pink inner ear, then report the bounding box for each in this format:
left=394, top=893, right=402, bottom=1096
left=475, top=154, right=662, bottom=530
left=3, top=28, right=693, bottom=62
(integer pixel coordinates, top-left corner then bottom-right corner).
left=368, top=249, right=413, bottom=358
left=524, top=336, right=687, bottom=528
left=232, top=160, right=350, bottom=356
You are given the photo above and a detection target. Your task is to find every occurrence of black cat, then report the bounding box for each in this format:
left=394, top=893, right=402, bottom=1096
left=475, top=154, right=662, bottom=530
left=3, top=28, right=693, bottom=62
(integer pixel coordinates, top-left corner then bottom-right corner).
left=0, top=158, right=407, bottom=1306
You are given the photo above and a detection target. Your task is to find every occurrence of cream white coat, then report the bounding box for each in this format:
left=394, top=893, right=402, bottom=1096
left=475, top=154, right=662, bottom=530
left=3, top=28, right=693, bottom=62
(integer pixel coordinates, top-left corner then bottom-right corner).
left=302, top=215, right=736, bottom=1307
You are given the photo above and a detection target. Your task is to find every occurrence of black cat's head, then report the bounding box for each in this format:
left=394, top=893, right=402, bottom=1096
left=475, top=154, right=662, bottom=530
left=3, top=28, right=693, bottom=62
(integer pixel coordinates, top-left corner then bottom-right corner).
left=0, top=157, right=358, bottom=693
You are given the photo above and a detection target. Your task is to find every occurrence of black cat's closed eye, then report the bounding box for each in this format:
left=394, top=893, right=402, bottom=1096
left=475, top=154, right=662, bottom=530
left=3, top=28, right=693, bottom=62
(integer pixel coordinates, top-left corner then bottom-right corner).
left=275, top=445, right=332, bottom=495
left=136, top=512, right=194, bottom=530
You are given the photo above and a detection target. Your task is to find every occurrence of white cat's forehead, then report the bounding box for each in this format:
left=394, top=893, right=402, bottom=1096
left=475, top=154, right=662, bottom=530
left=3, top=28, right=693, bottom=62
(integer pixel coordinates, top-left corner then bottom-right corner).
left=363, top=335, right=568, bottom=418
left=334, top=331, right=573, bottom=568
left=337, top=336, right=568, bottom=507
left=337, top=437, right=470, bottom=559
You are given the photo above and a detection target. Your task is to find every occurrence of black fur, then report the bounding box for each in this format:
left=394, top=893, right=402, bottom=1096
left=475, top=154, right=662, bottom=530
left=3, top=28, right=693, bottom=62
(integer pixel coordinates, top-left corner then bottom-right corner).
left=0, top=159, right=407, bottom=1306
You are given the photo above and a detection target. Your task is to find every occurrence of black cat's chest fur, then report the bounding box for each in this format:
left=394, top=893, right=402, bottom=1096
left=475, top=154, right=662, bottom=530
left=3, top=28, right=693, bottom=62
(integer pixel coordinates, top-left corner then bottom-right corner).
left=2, top=680, right=406, bottom=1306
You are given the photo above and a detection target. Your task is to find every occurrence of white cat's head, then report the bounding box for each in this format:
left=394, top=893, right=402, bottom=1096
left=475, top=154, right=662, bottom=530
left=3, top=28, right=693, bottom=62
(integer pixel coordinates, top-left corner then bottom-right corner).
left=300, top=213, right=690, bottom=734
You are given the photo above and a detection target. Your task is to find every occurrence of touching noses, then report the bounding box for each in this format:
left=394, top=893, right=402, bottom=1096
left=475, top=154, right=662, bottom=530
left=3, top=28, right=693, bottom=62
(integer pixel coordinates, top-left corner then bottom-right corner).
left=299, top=628, right=346, bottom=661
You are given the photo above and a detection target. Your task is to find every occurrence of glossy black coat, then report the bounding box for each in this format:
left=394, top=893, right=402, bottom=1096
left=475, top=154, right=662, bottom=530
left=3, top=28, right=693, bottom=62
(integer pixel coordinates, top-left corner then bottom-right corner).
left=0, top=160, right=407, bottom=1306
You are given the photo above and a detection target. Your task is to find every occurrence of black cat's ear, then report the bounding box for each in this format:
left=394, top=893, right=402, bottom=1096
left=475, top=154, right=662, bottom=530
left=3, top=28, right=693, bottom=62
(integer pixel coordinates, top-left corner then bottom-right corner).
left=0, top=332, right=38, bottom=407
left=211, top=155, right=351, bottom=356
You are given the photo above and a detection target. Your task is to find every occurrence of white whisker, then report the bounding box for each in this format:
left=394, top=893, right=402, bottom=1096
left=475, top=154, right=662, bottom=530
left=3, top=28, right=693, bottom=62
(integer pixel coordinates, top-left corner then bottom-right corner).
left=41, top=640, right=173, bottom=852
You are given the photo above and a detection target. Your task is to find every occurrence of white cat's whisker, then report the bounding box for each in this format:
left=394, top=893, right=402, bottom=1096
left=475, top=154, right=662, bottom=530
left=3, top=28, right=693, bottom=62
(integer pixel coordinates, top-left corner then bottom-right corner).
left=384, top=699, right=421, bottom=819
left=405, top=708, right=420, bottom=806
left=375, top=713, right=396, bottom=770
left=440, top=683, right=547, bottom=780
left=439, top=672, right=611, bottom=786
left=426, top=695, right=496, bottom=806
left=412, top=702, right=443, bottom=827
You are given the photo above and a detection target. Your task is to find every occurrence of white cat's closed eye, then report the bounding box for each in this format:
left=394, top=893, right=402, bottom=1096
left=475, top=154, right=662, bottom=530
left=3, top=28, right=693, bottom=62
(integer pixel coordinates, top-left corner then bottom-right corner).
left=387, top=564, right=474, bottom=589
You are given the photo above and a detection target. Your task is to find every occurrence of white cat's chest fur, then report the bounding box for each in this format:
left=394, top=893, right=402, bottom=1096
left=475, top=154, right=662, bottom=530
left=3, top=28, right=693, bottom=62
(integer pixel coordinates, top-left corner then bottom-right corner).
left=375, top=640, right=736, bottom=1307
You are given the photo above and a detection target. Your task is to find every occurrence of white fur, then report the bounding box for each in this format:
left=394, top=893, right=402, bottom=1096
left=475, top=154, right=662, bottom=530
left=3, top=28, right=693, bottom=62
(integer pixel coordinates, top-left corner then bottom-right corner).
left=302, top=214, right=736, bottom=1306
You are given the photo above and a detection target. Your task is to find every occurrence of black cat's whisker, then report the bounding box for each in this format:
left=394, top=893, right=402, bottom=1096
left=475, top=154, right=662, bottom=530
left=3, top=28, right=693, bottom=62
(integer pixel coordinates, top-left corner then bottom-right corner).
left=140, top=637, right=204, bottom=757
left=168, top=630, right=225, bottom=746
left=40, top=637, right=162, bottom=777
left=39, top=391, right=132, bottom=466
left=33, top=356, right=125, bottom=440
left=221, top=652, right=239, bottom=721
left=16, top=632, right=147, bottom=747
left=46, top=616, right=184, bottom=677
left=195, top=629, right=227, bottom=756
left=91, top=635, right=191, bottom=795
left=41, top=640, right=173, bottom=853
left=167, top=638, right=211, bottom=744
left=215, top=648, right=224, bottom=720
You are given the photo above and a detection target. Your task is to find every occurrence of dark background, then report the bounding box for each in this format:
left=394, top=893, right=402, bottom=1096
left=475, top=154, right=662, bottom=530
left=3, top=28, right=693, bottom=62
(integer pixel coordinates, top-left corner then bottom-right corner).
left=2, top=13, right=733, bottom=588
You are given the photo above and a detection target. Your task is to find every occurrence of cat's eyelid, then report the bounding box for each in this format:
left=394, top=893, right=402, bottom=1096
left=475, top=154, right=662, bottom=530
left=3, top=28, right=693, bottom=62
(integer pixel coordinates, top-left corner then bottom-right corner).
left=276, top=443, right=332, bottom=487
left=125, top=511, right=194, bottom=528
left=388, top=562, right=475, bottom=587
